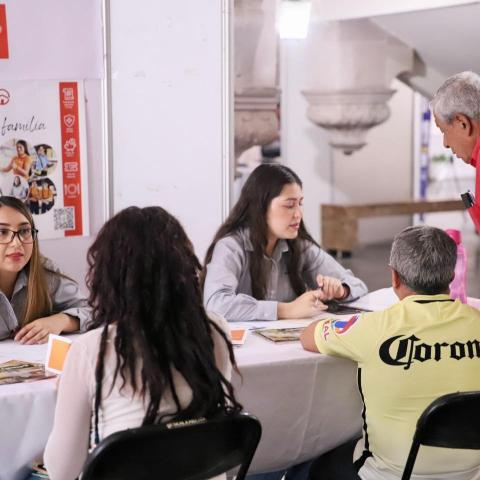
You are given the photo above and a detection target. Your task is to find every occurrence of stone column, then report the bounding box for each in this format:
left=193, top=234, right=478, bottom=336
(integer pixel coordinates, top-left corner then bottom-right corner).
left=234, top=0, right=280, bottom=172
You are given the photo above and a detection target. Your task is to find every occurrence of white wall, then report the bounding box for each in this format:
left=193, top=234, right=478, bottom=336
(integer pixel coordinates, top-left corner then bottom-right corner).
left=109, top=0, right=229, bottom=260
left=333, top=79, right=414, bottom=244
left=2, top=0, right=106, bottom=289
left=280, top=40, right=333, bottom=243
left=281, top=39, right=414, bottom=246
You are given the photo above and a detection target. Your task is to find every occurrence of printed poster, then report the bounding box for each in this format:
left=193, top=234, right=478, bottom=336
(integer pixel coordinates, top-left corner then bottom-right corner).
left=0, top=80, right=89, bottom=238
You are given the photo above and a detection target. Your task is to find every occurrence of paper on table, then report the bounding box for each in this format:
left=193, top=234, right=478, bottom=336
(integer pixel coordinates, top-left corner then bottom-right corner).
left=253, top=327, right=305, bottom=343
left=230, top=329, right=248, bottom=346
left=348, top=287, right=399, bottom=312
left=0, top=359, right=55, bottom=385
left=45, top=334, right=72, bottom=374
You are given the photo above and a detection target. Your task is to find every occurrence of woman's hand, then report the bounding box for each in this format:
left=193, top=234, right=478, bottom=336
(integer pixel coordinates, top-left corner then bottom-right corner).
left=14, top=314, right=79, bottom=345
left=278, top=290, right=328, bottom=319
left=316, top=275, right=349, bottom=301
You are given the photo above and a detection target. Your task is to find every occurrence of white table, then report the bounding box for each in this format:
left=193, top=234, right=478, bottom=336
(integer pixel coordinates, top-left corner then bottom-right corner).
left=0, top=341, right=58, bottom=480
left=231, top=319, right=363, bottom=474
left=0, top=328, right=362, bottom=479
left=0, top=289, right=404, bottom=479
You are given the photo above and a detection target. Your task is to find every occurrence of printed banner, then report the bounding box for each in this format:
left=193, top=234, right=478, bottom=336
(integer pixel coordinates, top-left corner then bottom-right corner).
left=0, top=5, right=8, bottom=59
left=0, top=80, right=89, bottom=239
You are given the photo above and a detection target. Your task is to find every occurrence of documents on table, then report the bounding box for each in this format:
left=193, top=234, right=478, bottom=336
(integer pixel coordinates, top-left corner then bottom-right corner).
left=253, top=327, right=305, bottom=343
left=0, top=359, right=55, bottom=385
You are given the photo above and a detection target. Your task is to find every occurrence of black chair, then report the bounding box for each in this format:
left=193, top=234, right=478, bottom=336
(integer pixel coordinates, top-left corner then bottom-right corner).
left=401, top=391, right=480, bottom=480
left=81, top=412, right=261, bottom=480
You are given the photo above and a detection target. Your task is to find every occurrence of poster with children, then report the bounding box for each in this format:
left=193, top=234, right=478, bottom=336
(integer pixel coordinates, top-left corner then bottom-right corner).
left=0, top=80, right=89, bottom=239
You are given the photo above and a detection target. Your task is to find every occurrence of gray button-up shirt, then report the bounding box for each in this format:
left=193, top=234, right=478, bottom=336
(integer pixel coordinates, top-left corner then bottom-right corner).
left=0, top=259, right=90, bottom=339
left=203, top=229, right=368, bottom=321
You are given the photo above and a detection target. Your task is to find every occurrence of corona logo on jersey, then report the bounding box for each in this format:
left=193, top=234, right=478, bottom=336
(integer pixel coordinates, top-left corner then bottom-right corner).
left=379, top=334, right=480, bottom=370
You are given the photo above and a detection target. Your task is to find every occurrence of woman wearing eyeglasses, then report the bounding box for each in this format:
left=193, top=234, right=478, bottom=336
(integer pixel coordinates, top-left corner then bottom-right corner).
left=0, top=196, right=89, bottom=344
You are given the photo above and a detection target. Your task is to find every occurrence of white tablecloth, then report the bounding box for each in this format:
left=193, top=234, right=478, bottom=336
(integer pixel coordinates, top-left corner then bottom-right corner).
left=231, top=319, right=362, bottom=474
left=0, top=326, right=362, bottom=479
left=0, top=341, right=58, bottom=480
left=0, top=289, right=405, bottom=479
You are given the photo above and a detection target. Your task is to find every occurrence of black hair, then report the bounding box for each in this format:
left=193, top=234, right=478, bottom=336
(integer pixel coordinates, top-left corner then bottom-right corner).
left=86, top=206, right=241, bottom=436
left=202, top=163, right=319, bottom=299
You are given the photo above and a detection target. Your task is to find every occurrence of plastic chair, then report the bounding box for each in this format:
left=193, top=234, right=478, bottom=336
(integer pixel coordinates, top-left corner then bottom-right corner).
left=81, top=412, right=262, bottom=480
left=401, top=391, right=480, bottom=480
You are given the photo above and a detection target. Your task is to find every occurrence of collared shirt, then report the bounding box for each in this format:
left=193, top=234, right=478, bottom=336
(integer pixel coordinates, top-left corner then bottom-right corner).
left=0, top=259, right=90, bottom=337
left=314, top=294, right=480, bottom=480
left=468, top=137, right=480, bottom=231
left=203, top=228, right=368, bottom=321
left=470, top=136, right=480, bottom=167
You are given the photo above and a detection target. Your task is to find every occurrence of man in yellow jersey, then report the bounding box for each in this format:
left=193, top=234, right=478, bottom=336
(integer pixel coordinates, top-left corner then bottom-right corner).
left=301, top=226, right=480, bottom=480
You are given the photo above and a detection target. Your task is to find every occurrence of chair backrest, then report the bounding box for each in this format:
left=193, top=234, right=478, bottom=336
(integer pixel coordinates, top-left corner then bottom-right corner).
left=401, top=391, right=480, bottom=480
left=81, top=412, right=262, bottom=480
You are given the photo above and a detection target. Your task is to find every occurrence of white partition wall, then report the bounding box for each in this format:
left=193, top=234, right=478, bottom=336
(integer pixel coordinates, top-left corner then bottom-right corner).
left=108, top=0, right=231, bottom=260
left=2, top=0, right=106, bottom=289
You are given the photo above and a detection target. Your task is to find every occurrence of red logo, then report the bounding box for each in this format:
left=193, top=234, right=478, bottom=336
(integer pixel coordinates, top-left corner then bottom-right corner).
left=332, top=315, right=360, bottom=335
left=63, top=114, right=75, bottom=128
left=0, top=88, right=9, bottom=105
left=322, top=320, right=331, bottom=341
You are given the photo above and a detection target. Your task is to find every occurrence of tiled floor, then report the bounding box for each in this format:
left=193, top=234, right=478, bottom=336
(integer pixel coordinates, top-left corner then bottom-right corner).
left=335, top=226, right=480, bottom=298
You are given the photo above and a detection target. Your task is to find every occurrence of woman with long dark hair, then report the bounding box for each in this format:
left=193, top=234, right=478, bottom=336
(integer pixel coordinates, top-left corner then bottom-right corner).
left=0, top=196, right=88, bottom=344
left=44, top=206, right=241, bottom=480
left=203, top=163, right=367, bottom=323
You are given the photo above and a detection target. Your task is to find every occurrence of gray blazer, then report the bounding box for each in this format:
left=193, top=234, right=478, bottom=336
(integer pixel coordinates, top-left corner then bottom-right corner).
left=203, top=229, right=368, bottom=321
left=0, top=259, right=90, bottom=339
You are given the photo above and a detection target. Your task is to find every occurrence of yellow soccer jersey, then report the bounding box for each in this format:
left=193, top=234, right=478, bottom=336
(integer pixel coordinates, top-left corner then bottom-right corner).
left=314, top=294, right=480, bottom=480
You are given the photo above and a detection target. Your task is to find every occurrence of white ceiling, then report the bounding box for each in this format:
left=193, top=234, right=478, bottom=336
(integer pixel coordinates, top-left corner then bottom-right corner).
left=371, top=3, right=480, bottom=93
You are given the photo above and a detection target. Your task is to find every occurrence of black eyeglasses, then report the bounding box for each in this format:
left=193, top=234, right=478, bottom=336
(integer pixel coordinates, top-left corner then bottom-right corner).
left=0, top=227, right=38, bottom=244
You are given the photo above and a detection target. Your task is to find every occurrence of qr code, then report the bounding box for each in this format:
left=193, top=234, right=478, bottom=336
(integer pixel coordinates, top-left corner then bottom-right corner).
left=53, top=207, right=75, bottom=230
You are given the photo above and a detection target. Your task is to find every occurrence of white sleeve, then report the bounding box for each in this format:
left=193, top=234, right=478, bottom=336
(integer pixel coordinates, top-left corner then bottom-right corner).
left=44, top=340, right=94, bottom=480
left=208, top=313, right=233, bottom=381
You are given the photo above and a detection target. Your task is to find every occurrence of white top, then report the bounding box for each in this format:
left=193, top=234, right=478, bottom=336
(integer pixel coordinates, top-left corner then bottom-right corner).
left=44, top=314, right=232, bottom=480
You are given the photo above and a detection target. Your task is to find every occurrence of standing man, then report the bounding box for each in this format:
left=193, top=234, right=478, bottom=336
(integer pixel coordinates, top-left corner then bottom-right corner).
left=301, top=226, right=480, bottom=480
left=431, top=71, right=480, bottom=228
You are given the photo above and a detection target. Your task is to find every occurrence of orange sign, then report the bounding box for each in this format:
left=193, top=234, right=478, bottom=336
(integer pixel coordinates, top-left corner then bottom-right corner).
left=0, top=5, right=8, bottom=59
left=59, top=82, right=83, bottom=236
left=45, top=334, right=72, bottom=374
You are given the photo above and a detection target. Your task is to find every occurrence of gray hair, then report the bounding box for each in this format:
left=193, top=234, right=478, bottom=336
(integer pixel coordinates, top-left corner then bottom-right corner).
left=430, top=71, right=480, bottom=123
left=389, top=226, right=456, bottom=295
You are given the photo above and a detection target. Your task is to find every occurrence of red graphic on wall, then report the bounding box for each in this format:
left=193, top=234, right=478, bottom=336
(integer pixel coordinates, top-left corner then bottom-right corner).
left=59, top=82, right=83, bottom=236
left=0, top=88, right=10, bottom=105
left=0, top=5, right=9, bottom=59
